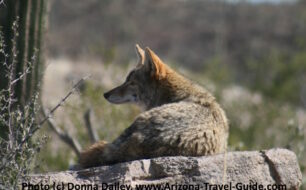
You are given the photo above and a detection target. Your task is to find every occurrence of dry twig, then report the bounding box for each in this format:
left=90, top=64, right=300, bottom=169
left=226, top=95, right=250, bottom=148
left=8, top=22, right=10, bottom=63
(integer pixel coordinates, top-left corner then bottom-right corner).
left=42, top=108, right=82, bottom=157
left=84, top=109, right=99, bottom=143
left=38, top=75, right=91, bottom=126
left=0, top=75, right=90, bottom=171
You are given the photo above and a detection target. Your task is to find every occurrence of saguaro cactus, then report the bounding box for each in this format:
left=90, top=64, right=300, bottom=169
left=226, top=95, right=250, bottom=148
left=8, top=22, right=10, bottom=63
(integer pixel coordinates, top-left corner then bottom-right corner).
left=0, top=0, right=46, bottom=139
left=0, top=0, right=46, bottom=105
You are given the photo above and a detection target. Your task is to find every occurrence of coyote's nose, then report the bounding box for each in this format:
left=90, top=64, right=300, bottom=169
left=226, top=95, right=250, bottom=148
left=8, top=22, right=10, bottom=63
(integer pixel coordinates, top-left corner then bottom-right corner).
left=104, top=92, right=110, bottom=99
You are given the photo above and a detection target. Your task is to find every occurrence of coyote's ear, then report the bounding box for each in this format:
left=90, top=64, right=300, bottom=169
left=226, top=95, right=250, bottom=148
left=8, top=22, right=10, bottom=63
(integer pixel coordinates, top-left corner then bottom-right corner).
left=135, top=44, right=145, bottom=67
left=144, top=47, right=167, bottom=80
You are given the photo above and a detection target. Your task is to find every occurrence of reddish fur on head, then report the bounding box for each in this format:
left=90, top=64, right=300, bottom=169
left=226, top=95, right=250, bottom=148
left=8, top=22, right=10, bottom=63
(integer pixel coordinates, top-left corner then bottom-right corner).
left=104, top=44, right=177, bottom=109
left=145, top=47, right=168, bottom=80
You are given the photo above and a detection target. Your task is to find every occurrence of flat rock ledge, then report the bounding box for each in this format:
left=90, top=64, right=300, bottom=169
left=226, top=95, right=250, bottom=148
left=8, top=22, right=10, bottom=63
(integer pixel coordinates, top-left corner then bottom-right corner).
left=26, top=148, right=302, bottom=190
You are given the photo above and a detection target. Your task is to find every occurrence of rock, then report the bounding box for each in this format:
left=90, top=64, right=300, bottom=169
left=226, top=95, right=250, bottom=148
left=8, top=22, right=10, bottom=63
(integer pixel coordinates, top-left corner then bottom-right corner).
left=25, top=148, right=302, bottom=190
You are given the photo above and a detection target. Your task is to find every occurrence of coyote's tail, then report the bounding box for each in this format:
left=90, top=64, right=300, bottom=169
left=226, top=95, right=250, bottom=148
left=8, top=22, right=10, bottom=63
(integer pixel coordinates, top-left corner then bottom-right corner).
left=79, top=140, right=108, bottom=168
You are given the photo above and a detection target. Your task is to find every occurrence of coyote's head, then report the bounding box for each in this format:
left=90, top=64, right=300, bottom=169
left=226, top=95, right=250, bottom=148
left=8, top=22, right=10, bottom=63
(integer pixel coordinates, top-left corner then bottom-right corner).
left=104, top=44, right=176, bottom=109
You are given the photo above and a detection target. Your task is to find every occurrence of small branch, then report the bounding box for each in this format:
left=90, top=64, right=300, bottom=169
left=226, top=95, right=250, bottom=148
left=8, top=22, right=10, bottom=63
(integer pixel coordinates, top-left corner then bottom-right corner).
left=11, top=58, right=34, bottom=85
left=83, top=109, right=99, bottom=143
left=0, top=76, right=90, bottom=172
left=38, top=75, right=90, bottom=126
left=4, top=19, right=22, bottom=149
left=21, top=75, right=90, bottom=147
left=6, top=21, right=19, bottom=149
left=42, top=108, right=82, bottom=157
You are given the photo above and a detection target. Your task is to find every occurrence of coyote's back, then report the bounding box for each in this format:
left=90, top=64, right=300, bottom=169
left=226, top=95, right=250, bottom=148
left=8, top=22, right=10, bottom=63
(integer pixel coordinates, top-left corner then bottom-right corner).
left=79, top=45, right=228, bottom=168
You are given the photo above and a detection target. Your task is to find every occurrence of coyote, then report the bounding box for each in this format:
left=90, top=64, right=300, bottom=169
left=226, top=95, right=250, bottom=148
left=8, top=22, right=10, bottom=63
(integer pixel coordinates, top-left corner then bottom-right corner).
left=79, top=45, right=229, bottom=168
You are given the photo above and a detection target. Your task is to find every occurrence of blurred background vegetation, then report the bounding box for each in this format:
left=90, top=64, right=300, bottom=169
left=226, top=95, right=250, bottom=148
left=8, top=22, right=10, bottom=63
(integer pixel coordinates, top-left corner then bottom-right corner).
left=1, top=0, right=305, bottom=186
